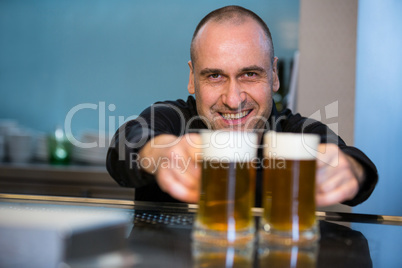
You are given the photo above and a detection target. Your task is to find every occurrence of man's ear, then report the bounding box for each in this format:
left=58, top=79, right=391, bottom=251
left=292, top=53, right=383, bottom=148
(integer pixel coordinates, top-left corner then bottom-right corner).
left=272, top=57, right=280, bottom=93
left=187, top=60, right=195, bottom=94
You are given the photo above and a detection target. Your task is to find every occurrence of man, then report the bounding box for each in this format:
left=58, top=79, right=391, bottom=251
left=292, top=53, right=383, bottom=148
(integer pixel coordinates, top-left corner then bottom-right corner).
left=106, top=6, right=377, bottom=207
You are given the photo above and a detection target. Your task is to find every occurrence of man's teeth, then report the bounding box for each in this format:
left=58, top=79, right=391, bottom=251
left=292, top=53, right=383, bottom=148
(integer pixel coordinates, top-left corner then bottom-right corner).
left=221, top=111, right=249, bottom=120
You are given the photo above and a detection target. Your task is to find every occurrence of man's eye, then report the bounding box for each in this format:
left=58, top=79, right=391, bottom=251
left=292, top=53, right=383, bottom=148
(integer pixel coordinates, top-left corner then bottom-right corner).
left=209, top=74, right=221, bottom=79
left=245, top=72, right=257, bottom=77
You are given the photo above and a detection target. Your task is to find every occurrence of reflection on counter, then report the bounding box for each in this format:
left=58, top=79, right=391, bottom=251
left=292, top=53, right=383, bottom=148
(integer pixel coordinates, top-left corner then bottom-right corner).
left=259, top=243, right=318, bottom=268
left=317, top=221, right=372, bottom=267
left=125, top=205, right=379, bottom=268
left=190, top=220, right=373, bottom=268
left=193, top=240, right=254, bottom=268
left=4, top=197, right=396, bottom=267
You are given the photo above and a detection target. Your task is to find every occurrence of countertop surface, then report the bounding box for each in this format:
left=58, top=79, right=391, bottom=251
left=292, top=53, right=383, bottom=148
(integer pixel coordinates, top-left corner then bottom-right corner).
left=0, top=195, right=401, bottom=268
left=0, top=163, right=135, bottom=199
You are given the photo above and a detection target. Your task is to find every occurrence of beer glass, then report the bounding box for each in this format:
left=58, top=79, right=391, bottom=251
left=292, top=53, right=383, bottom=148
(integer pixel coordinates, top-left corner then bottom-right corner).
left=261, top=132, right=320, bottom=245
left=193, top=130, right=258, bottom=244
left=259, top=244, right=318, bottom=267
left=193, top=240, right=253, bottom=268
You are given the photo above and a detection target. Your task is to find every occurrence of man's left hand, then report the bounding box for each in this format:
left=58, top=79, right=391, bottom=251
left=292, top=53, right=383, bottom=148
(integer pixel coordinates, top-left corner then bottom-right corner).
left=316, top=144, right=364, bottom=207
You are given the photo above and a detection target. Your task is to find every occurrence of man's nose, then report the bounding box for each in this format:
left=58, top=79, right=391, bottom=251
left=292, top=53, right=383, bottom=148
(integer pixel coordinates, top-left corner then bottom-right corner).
left=221, top=80, right=246, bottom=109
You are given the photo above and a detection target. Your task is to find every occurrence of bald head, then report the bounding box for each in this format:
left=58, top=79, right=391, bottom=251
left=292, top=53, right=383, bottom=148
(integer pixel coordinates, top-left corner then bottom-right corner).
left=190, top=5, right=275, bottom=65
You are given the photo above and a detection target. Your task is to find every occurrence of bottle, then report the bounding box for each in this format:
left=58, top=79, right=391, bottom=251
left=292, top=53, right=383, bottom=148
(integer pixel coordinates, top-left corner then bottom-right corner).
left=48, top=126, right=71, bottom=165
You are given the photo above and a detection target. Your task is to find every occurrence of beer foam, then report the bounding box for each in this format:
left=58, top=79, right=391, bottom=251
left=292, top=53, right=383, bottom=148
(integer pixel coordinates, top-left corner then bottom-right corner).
left=263, top=132, right=320, bottom=160
left=200, top=130, right=258, bottom=162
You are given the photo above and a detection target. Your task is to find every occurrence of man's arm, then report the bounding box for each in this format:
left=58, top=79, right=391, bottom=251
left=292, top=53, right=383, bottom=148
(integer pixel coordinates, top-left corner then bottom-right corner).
left=138, top=133, right=202, bottom=203
left=106, top=101, right=189, bottom=190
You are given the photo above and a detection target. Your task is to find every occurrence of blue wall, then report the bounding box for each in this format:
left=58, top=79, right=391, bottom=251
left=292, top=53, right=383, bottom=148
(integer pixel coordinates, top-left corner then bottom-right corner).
left=354, top=0, right=402, bottom=216
left=0, top=0, right=299, bottom=136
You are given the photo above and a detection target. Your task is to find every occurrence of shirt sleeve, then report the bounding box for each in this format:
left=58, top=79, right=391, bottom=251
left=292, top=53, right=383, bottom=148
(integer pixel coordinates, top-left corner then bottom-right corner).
left=106, top=101, right=186, bottom=189
left=279, top=109, right=378, bottom=206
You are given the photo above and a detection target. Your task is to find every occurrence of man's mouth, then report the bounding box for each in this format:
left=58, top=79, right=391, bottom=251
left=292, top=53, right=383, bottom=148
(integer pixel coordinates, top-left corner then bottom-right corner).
left=220, top=110, right=252, bottom=120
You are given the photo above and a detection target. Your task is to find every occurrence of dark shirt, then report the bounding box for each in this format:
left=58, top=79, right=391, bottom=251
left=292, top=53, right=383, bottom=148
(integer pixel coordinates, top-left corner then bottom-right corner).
left=106, top=96, right=378, bottom=206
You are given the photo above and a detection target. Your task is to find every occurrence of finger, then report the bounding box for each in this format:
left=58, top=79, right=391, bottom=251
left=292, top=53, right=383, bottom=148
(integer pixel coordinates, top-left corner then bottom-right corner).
left=316, top=163, right=340, bottom=186
left=316, top=178, right=358, bottom=207
left=184, top=133, right=202, bottom=150
left=316, top=148, right=350, bottom=186
left=316, top=172, right=348, bottom=194
left=172, top=136, right=202, bottom=190
left=316, top=144, right=339, bottom=168
left=168, top=152, right=200, bottom=190
left=176, top=168, right=200, bottom=191
left=157, top=170, right=199, bottom=203
left=162, top=144, right=194, bottom=182
left=179, top=159, right=201, bottom=190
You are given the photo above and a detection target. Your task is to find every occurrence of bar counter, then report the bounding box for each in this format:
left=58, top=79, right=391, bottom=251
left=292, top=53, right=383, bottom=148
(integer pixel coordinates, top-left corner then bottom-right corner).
left=0, top=194, right=401, bottom=267
left=0, top=163, right=134, bottom=199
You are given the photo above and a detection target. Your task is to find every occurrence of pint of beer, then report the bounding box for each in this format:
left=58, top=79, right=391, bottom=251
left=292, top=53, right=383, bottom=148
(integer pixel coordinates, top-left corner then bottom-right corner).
left=259, top=244, right=318, bottom=267
left=261, top=132, right=320, bottom=245
left=193, top=240, right=254, bottom=268
left=193, top=130, right=258, bottom=244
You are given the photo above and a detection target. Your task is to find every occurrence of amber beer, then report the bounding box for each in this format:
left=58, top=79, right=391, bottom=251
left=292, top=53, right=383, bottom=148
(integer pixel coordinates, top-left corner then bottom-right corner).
left=193, top=239, right=254, bottom=268
left=263, top=159, right=316, bottom=231
left=259, top=245, right=318, bottom=267
left=193, top=130, right=258, bottom=243
left=198, top=161, right=256, bottom=231
left=262, top=132, right=320, bottom=244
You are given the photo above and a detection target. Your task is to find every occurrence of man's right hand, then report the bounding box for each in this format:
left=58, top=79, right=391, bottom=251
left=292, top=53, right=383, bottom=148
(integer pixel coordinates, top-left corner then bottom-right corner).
left=138, top=133, right=202, bottom=203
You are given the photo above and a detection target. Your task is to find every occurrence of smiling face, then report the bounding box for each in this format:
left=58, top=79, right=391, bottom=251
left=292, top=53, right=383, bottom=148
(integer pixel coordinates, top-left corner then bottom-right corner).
left=188, top=18, right=280, bottom=131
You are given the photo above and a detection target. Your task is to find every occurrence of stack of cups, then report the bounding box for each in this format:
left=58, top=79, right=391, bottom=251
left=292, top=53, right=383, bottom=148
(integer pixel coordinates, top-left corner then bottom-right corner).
left=0, top=120, right=35, bottom=163
left=0, top=135, right=4, bottom=162
left=7, top=129, right=34, bottom=164
left=0, top=120, right=18, bottom=162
